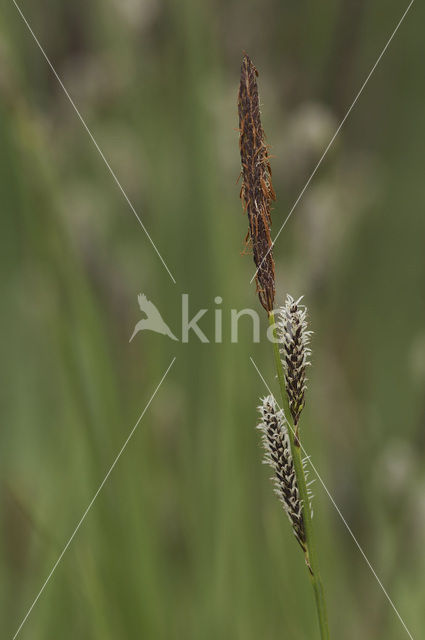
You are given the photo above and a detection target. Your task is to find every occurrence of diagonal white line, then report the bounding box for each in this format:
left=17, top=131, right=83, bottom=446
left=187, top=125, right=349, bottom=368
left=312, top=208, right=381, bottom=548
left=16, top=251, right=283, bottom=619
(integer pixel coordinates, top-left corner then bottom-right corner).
left=12, top=357, right=176, bottom=640
left=250, top=0, right=415, bottom=284
left=12, top=0, right=177, bottom=285
left=249, top=356, right=414, bottom=639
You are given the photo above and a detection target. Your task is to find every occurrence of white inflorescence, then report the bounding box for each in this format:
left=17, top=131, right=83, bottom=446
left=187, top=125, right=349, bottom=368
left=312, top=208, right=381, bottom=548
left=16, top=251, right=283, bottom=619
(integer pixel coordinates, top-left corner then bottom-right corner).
left=257, top=394, right=307, bottom=549
left=277, top=294, right=312, bottom=426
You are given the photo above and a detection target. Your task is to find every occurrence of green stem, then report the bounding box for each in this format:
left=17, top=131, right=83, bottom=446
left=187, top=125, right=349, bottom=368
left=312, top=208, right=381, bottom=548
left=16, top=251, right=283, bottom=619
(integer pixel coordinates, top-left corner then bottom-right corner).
left=269, top=310, right=330, bottom=640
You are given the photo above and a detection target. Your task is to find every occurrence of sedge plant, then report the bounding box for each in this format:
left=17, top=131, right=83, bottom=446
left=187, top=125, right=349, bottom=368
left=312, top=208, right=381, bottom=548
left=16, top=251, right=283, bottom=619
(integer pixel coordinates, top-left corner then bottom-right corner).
left=237, top=53, right=330, bottom=639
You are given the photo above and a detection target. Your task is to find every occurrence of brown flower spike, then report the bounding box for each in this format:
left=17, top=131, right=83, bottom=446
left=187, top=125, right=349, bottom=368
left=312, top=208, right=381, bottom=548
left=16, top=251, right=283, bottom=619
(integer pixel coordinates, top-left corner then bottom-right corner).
left=238, top=53, right=276, bottom=313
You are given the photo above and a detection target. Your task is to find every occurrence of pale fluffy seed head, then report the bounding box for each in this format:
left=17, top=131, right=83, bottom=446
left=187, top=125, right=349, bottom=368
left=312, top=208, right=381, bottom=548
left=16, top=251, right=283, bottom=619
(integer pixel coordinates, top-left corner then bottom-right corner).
left=257, top=394, right=306, bottom=549
left=277, top=294, right=312, bottom=425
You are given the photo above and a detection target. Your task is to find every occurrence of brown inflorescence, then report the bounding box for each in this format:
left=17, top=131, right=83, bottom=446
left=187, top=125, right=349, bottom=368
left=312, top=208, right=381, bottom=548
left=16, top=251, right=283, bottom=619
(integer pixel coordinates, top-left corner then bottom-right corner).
left=238, top=53, right=276, bottom=313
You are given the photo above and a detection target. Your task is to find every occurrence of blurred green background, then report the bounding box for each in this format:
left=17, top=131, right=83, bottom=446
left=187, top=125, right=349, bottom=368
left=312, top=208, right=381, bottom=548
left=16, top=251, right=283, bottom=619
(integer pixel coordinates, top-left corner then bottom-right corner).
left=1, top=0, right=424, bottom=637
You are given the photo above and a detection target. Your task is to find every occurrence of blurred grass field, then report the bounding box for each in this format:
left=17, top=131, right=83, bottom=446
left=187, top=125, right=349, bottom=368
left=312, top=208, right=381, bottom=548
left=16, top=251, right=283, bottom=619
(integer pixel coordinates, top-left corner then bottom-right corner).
left=1, top=0, right=425, bottom=637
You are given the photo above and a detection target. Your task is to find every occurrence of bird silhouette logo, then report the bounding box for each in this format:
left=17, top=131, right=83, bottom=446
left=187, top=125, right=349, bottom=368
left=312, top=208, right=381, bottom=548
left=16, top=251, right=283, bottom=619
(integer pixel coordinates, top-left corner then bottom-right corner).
left=129, top=294, right=179, bottom=342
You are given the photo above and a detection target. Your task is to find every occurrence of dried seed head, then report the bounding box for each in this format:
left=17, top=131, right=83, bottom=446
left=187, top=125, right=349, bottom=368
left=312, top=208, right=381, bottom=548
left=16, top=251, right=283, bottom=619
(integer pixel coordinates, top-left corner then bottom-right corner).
left=238, top=53, right=275, bottom=313
left=278, top=295, right=312, bottom=426
left=257, top=394, right=306, bottom=549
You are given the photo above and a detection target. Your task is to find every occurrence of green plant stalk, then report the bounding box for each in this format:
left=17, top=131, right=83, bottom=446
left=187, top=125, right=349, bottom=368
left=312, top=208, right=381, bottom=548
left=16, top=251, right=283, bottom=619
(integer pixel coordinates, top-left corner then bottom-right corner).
left=269, top=310, right=329, bottom=640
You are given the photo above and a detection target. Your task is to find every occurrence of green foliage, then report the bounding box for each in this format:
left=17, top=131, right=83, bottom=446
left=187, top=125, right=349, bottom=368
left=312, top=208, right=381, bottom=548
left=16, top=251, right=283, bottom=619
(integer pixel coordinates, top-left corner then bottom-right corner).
left=1, top=1, right=425, bottom=638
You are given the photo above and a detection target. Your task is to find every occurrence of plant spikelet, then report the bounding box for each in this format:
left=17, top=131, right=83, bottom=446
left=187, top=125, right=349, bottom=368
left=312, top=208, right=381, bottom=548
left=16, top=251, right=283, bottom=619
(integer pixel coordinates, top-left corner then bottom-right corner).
left=257, top=395, right=307, bottom=549
left=278, top=295, right=312, bottom=428
left=238, top=53, right=275, bottom=313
